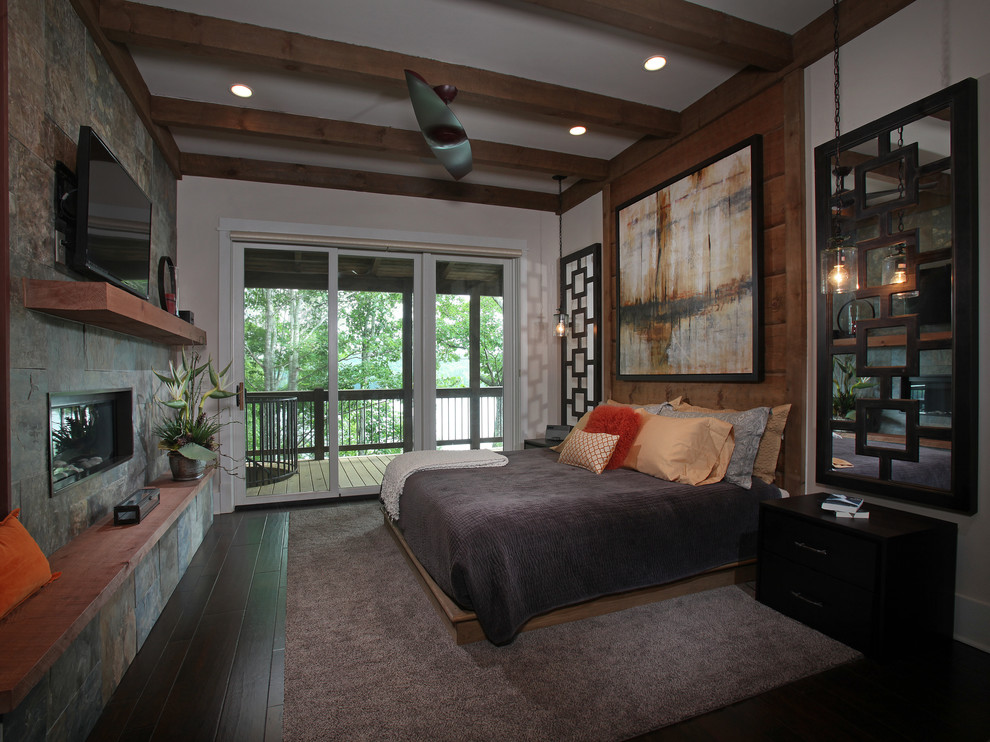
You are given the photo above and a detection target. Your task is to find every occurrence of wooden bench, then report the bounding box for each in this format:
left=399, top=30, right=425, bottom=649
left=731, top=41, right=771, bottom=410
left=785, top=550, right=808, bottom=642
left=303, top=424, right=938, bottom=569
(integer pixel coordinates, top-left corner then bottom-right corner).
left=0, top=473, right=214, bottom=713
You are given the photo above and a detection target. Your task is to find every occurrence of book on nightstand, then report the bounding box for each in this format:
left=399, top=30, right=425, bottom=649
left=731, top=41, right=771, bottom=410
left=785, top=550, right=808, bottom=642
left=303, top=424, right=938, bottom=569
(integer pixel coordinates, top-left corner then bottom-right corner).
left=835, top=509, right=870, bottom=519
left=821, top=493, right=865, bottom=513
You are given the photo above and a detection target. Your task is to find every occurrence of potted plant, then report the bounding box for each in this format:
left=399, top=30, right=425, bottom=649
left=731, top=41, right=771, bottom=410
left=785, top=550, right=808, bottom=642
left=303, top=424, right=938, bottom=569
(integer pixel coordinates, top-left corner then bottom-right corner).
left=832, top=357, right=876, bottom=420
left=152, top=352, right=236, bottom=481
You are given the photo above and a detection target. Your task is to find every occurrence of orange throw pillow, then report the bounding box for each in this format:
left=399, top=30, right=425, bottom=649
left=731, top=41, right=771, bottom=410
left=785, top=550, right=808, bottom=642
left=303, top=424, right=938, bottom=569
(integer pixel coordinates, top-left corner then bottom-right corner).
left=584, top=404, right=645, bottom=469
left=0, top=509, right=61, bottom=620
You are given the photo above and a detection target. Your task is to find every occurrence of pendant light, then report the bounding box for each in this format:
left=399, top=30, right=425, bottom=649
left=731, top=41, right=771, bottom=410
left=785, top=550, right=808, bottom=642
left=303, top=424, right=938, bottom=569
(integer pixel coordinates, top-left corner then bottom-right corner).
left=881, top=244, right=909, bottom=285
left=553, top=175, right=568, bottom=338
left=820, top=0, right=858, bottom=295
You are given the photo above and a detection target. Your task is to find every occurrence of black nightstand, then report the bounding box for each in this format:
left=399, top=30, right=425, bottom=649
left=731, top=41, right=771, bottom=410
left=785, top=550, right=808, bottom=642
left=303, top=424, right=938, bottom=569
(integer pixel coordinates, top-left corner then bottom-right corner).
left=756, top=493, right=956, bottom=658
left=523, top=438, right=553, bottom=449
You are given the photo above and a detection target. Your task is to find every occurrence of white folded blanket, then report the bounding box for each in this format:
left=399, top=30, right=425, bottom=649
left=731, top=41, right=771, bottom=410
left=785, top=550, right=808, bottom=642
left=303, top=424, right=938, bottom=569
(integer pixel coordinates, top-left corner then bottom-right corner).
left=380, top=449, right=508, bottom=521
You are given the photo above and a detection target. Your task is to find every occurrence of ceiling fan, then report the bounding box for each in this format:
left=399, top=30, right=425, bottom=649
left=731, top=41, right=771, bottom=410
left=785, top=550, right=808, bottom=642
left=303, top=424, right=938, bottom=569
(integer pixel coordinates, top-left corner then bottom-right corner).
left=404, top=70, right=473, bottom=181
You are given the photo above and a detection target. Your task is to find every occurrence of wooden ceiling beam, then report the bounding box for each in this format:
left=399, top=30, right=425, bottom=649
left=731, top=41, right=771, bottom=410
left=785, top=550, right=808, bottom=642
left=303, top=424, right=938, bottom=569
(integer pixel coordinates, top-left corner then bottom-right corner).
left=100, top=0, right=681, bottom=137
left=582, top=0, right=920, bottom=208
left=181, top=153, right=560, bottom=212
left=514, top=0, right=793, bottom=71
left=68, top=0, right=182, bottom=177
left=151, top=97, right=610, bottom=180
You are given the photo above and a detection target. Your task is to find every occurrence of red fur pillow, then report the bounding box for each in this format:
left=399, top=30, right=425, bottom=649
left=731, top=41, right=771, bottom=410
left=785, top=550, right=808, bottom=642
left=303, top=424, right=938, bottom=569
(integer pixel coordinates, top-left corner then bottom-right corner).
left=584, top=404, right=645, bottom=469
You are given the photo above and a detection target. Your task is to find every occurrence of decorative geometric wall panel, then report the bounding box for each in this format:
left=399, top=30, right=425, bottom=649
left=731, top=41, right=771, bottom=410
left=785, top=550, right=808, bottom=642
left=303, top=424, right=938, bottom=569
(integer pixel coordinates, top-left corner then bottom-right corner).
left=560, top=244, right=602, bottom=425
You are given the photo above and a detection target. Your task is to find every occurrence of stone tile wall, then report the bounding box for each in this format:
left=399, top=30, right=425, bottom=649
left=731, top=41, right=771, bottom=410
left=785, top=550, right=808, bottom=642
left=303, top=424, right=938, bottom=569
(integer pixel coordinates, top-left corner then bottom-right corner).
left=7, top=0, right=179, bottom=553
left=3, top=1, right=211, bottom=739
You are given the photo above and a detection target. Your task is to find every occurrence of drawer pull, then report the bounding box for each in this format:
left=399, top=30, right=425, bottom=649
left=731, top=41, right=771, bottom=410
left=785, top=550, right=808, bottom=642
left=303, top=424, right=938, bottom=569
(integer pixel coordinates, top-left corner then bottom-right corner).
left=790, top=590, right=824, bottom=609
left=793, top=540, right=828, bottom=556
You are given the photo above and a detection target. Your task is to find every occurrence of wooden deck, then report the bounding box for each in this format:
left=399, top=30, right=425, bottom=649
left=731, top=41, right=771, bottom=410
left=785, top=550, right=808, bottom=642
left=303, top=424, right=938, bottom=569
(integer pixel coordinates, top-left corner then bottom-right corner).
left=246, top=454, right=396, bottom=497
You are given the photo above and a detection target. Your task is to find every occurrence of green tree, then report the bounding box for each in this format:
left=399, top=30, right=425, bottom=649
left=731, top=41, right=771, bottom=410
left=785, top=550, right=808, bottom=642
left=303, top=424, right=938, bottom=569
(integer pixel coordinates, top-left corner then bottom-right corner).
left=337, top=291, right=404, bottom=390
left=243, top=284, right=505, bottom=453
left=434, top=294, right=503, bottom=388
left=243, top=288, right=328, bottom=392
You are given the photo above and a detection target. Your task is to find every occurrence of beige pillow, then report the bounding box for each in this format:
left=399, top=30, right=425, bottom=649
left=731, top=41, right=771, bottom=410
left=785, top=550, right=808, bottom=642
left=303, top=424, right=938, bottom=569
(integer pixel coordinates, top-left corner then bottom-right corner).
left=624, top=409, right=735, bottom=486
left=557, top=429, right=620, bottom=475
left=676, top=401, right=791, bottom=484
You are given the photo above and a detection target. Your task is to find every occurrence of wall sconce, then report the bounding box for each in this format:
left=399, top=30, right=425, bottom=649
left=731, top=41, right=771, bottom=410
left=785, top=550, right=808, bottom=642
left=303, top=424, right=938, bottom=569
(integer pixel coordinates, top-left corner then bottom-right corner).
left=554, top=310, right=568, bottom=338
left=881, top=244, right=908, bottom=285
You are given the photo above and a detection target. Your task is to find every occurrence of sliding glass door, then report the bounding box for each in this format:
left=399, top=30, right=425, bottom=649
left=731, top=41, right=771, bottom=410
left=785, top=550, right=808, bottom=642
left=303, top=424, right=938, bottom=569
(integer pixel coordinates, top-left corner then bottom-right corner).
left=230, top=244, right=512, bottom=507
left=239, top=246, right=332, bottom=502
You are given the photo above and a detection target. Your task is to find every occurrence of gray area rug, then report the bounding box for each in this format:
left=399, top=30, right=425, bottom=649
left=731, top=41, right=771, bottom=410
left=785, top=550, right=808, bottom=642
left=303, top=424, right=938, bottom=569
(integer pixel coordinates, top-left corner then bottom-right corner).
left=284, top=501, right=860, bottom=741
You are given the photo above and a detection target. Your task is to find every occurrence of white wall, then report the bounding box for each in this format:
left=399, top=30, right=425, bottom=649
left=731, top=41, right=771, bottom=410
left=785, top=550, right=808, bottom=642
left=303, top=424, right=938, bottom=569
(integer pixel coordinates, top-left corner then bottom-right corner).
left=175, top=177, right=602, bottom=505
left=804, top=0, right=990, bottom=651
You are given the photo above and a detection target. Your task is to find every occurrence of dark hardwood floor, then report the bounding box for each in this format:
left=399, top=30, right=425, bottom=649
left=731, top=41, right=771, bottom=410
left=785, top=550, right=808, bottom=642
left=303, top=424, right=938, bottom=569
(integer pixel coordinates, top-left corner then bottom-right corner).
left=88, top=506, right=990, bottom=742
left=87, top=507, right=289, bottom=742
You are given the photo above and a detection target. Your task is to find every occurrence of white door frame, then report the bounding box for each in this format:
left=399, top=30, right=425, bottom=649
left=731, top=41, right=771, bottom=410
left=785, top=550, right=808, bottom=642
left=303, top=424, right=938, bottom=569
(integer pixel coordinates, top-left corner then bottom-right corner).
left=215, top=218, right=523, bottom=512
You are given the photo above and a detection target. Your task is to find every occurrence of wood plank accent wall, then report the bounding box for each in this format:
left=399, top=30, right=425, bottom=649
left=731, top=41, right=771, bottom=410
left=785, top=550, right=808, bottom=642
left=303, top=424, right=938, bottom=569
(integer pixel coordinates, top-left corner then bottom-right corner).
left=603, top=73, right=808, bottom=495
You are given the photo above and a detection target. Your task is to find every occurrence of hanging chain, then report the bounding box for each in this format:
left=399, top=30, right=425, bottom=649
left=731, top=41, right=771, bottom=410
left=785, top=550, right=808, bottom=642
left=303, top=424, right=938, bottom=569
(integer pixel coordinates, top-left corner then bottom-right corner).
left=554, top=174, right=565, bottom=319
left=896, top=126, right=906, bottom=233
left=831, top=0, right=843, bottom=239
left=833, top=0, right=842, bottom=145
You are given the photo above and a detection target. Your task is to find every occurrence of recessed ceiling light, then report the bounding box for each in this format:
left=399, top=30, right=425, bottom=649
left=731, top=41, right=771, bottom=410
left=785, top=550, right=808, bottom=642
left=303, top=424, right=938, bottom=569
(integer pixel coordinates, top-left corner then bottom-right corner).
left=644, top=56, right=667, bottom=71
left=230, top=84, right=253, bottom=98
left=569, top=125, right=587, bottom=136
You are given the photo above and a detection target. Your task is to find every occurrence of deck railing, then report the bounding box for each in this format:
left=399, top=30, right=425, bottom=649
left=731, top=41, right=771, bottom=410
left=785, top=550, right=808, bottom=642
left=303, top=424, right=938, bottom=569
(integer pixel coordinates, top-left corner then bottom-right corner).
left=245, top=387, right=503, bottom=460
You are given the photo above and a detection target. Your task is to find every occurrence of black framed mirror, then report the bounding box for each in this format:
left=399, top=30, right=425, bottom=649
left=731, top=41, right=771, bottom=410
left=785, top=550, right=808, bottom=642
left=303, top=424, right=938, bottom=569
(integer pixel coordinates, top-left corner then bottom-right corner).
left=815, top=79, right=978, bottom=514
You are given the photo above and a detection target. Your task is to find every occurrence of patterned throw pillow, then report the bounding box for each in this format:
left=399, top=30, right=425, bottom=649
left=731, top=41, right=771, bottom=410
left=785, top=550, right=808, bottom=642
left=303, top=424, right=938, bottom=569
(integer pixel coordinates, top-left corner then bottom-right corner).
left=557, top=429, right=620, bottom=475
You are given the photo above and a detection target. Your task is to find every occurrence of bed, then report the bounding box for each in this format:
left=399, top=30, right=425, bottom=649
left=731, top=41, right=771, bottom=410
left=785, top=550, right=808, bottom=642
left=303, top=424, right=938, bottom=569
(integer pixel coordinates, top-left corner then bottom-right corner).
left=386, top=430, right=784, bottom=645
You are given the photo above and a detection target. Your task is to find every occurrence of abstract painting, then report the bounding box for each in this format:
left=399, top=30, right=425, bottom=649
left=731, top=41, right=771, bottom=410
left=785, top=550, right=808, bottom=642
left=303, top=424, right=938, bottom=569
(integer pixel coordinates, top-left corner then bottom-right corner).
left=616, top=136, right=763, bottom=381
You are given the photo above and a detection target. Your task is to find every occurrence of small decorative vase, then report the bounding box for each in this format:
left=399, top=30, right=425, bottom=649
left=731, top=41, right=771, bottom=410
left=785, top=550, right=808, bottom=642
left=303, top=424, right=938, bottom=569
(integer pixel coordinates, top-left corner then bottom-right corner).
left=168, top=451, right=207, bottom=481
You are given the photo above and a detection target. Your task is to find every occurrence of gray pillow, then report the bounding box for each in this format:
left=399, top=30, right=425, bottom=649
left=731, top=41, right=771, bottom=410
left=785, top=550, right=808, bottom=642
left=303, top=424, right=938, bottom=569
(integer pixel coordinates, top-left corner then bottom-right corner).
left=659, top=406, right=770, bottom=489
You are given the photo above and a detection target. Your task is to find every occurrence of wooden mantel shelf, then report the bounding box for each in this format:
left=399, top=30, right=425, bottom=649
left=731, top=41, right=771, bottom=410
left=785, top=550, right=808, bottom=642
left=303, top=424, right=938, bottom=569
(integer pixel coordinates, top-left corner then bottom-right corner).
left=23, top=279, right=206, bottom=346
left=0, top=472, right=215, bottom=713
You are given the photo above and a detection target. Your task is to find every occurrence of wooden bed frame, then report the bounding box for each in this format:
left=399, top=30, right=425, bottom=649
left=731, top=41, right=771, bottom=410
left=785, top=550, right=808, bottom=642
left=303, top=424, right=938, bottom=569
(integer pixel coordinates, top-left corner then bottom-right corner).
left=383, top=511, right=756, bottom=645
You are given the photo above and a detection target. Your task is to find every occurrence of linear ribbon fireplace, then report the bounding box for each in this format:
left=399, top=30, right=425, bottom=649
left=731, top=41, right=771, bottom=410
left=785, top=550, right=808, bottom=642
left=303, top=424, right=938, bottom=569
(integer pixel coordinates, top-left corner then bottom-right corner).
left=49, top=389, right=133, bottom=494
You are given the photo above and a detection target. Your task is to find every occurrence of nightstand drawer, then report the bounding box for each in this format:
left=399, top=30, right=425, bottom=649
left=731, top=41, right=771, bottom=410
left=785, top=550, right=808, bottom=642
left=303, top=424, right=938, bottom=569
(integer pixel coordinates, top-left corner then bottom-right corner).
left=759, top=552, right=875, bottom=652
left=762, top=510, right=878, bottom=590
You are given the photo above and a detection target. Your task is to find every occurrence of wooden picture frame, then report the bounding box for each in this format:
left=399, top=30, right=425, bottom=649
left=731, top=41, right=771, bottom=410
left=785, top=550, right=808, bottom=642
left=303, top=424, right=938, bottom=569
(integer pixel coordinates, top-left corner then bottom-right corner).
left=615, top=136, right=763, bottom=381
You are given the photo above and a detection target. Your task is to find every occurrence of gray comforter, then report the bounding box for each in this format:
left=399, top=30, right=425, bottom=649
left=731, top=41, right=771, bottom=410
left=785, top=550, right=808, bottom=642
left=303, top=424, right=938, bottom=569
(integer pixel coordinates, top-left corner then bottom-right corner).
left=396, top=448, right=781, bottom=644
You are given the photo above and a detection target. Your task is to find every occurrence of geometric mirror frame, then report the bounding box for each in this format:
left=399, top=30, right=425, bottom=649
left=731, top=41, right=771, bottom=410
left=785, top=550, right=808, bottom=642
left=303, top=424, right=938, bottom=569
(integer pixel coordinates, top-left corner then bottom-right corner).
left=814, top=78, right=978, bottom=513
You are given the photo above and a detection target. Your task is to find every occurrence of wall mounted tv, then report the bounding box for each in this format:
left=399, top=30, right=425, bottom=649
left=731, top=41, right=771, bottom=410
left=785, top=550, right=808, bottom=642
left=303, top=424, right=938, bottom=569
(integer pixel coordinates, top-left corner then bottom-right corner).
left=56, top=126, right=153, bottom=300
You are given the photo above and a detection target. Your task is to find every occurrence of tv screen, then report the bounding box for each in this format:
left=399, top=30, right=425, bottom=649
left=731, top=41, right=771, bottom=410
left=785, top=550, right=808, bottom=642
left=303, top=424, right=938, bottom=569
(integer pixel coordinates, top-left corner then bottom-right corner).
left=69, top=126, right=153, bottom=300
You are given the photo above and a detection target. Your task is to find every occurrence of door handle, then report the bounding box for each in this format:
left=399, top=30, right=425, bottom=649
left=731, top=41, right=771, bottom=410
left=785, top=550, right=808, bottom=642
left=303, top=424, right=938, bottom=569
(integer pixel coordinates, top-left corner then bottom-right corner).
left=237, top=382, right=245, bottom=411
